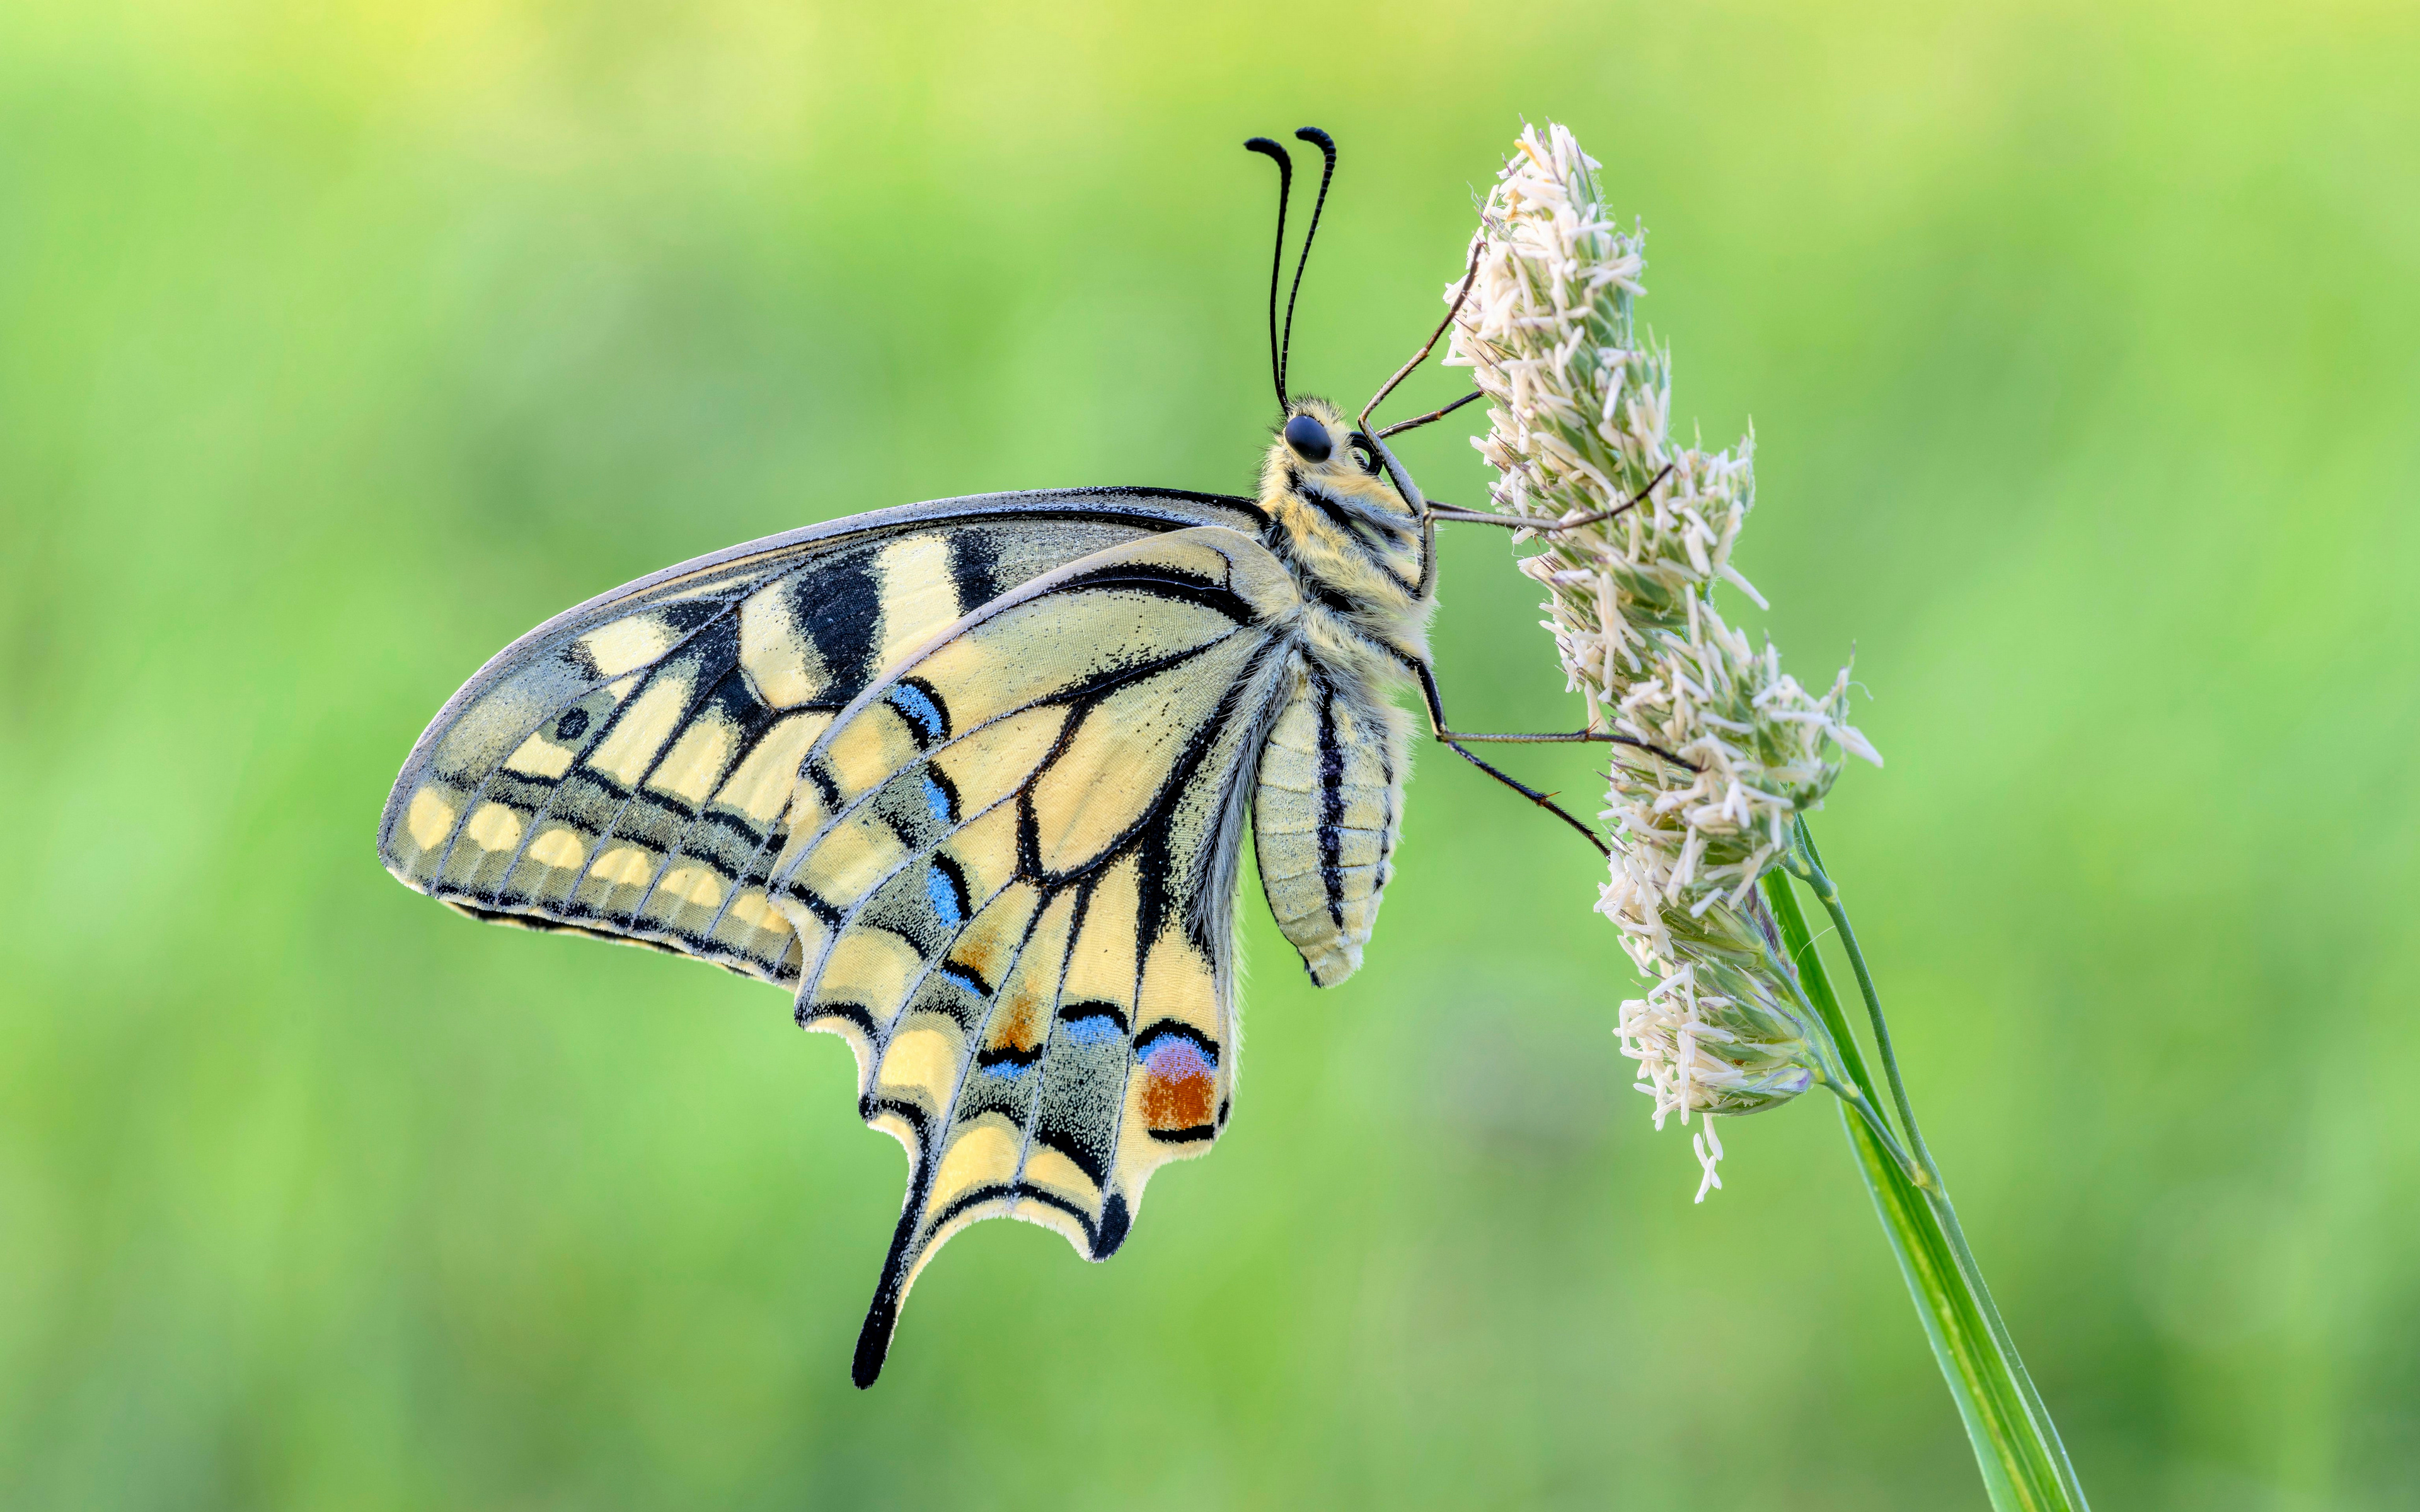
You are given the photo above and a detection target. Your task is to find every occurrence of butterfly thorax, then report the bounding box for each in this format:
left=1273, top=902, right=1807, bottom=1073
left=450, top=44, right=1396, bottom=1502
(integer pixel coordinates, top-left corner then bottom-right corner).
left=1257, top=398, right=1433, bottom=684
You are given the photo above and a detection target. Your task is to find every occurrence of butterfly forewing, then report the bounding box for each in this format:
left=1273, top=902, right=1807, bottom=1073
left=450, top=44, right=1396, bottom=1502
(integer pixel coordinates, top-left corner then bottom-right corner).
left=379, top=490, right=1265, bottom=987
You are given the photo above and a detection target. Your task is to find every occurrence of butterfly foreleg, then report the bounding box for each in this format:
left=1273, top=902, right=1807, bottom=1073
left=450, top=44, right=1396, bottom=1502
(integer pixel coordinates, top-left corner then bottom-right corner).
left=1424, top=462, right=1676, bottom=536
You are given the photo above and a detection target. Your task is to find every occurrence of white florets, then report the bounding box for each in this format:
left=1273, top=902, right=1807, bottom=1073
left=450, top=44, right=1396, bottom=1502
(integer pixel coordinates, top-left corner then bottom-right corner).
left=1447, top=123, right=1881, bottom=1197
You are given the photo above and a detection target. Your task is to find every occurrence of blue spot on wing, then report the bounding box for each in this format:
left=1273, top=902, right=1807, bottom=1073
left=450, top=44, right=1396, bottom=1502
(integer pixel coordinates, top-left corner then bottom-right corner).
left=1062, top=1014, right=1124, bottom=1048
left=886, top=681, right=947, bottom=745
left=1136, top=1027, right=1218, bottom=1079
left=921, top=773, right=954, bottom=826
left=926, top=863, right=965, bottom=929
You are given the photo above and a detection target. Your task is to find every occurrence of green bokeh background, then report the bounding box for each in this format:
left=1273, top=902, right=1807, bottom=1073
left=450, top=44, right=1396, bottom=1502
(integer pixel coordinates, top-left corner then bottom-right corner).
left=5, top=1, right=2417, bottom=1507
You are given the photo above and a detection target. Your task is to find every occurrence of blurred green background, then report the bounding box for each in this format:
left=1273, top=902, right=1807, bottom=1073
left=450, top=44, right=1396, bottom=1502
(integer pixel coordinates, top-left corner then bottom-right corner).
left=4, top=0, right=2417, bottom=1506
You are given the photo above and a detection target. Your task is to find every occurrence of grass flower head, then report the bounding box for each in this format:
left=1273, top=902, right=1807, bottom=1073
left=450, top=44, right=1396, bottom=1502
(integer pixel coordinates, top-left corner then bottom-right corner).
left=1444, top=122, right=1882, bottom=1196
left=1434, top=123, right=2089, bottom=1512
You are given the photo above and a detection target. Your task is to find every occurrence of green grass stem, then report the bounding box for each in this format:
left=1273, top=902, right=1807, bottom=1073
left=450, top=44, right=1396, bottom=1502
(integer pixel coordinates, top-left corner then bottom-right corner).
left=1760, top=839, right=2089, bottom=1512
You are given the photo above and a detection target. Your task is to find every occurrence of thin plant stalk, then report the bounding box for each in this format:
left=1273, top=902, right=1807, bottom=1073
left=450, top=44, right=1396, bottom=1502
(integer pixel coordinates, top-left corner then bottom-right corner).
left=1763, top=823, right=2090, bottom=1512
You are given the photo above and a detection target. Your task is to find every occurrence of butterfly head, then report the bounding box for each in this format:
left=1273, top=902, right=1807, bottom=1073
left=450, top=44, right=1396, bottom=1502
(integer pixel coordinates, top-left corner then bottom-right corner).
left=1259, top=396, right=1429, bottom=613
left=1264, top=399, right=1405, bottom=508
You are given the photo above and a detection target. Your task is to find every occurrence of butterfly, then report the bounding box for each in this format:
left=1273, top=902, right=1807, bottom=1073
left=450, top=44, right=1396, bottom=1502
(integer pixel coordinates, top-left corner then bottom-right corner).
left=379, top=128, right=1674, bottom=1387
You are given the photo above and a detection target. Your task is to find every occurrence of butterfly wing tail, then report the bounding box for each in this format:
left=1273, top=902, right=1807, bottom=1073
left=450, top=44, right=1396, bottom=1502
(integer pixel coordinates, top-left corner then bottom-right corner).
left=852, top=1196, right=924, bottom=1388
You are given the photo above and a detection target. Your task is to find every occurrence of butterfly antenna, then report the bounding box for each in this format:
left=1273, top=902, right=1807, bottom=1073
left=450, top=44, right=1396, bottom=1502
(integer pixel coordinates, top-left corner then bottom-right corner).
left=1243, top=136, right=1294, bottom=410
left=1281, top=127, right=1337, bottom=401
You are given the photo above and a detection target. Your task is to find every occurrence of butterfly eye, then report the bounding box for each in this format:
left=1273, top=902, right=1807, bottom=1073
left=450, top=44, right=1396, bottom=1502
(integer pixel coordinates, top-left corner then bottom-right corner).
left=1282, top=413, right=1332, bottom=463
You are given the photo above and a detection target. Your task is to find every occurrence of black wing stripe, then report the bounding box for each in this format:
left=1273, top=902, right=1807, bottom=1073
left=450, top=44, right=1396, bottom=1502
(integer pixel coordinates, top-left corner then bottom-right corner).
left=1314, top=673, right=1347, bottom=930
left=429, top=597, right=747, bottom=900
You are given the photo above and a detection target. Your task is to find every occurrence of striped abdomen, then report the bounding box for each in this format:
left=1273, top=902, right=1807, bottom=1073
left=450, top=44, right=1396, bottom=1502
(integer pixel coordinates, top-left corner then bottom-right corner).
left=1251, top=658, right=1407, bottom=987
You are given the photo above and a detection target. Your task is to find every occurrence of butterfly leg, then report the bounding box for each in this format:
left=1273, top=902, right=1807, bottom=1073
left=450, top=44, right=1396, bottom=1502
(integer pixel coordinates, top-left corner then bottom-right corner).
left=1359, top=238, right=1482, bottom=435
left=1409, top=659, right=1694, bottom=769
left=1426, top=462, right=1677, bottom=536
left=1373, top=389, right=1484, bottom=439
left=1441, top=737, right=1609, bottom=857
left=1403, top=658, right=1696, bottom=857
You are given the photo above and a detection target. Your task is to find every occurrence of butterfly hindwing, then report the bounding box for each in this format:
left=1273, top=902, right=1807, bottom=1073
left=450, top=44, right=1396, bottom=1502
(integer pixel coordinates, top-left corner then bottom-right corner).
left=379, top=490, right=1266, bottom=987
left=760, top=527, right=1305, bottom=1384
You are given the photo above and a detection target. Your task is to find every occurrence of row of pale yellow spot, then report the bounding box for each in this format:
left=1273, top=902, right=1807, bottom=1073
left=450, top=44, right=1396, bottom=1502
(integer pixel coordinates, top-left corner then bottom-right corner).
left=402, top=785, right=776, bottom=924
left=390, top=610, right=1233, bottom=983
